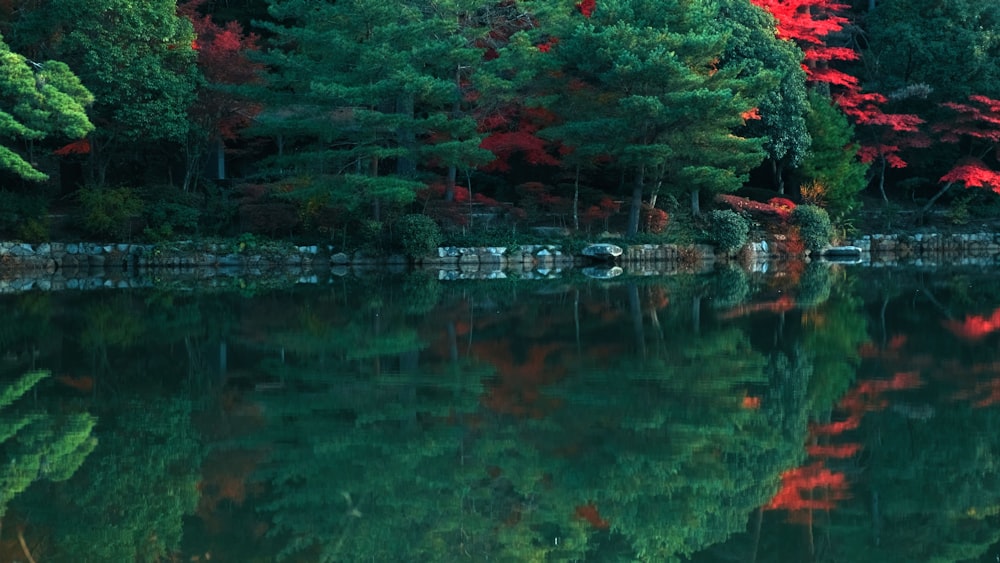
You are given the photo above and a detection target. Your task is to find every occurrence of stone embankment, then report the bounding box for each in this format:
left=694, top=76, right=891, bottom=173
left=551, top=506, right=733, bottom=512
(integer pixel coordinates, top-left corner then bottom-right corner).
left=0, top=233, right=997, bottom=293
left=848, top=233, right=1000, bottom=266
left=0, top=240, right=720, bottom=292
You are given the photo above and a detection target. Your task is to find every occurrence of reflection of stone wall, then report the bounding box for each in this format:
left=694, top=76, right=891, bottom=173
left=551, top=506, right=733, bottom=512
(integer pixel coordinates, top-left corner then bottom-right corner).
left=0, top=240, right=730, bottom=289
left=5, top=232, right=1000, bottom=291
left=850, top=233, right=1000, bottom=266
left=0, top=241, right=326, bottom=273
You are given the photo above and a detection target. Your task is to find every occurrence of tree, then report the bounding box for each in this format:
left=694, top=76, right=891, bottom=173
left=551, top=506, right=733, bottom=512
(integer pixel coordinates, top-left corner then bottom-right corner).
left=0, top=371, right=97, bottom=518
left=919, top=95, right=1000, bottom=215
left=797, top=91, right=869, bottom=220
left=17, top=397, right=201, bottom=562
left=13, top=0, right=199, bottom=186
left=0, top=33, right=93, bottom=182
left=527, top=0, right=767, bottom=233
left=251, top=0, right=493, bottom=221
left=178, top=0, right=264, bottom=192
left=716, top=0, right=812, bottom=194
left=864, top=0, right=1000, bottom=104
left=749, top=0, right=858, bottom=89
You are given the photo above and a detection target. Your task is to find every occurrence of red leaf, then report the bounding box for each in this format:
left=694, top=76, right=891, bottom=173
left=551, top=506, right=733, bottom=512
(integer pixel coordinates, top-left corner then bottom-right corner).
left=741, top=107, right=761, bottom=121
left=54, top=138, right=91, bottom=156
left=939, top=158, right=1000, bottom=192
left=945, top=308, right=1000, bottom=341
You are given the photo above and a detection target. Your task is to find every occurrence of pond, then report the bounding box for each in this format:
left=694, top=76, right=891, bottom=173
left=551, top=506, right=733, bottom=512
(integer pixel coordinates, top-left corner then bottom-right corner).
left=2, top=263, right=1000, bottom=562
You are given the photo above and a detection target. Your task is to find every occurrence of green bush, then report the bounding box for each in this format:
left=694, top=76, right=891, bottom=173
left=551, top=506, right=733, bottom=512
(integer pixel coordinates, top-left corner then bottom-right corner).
left=396, top=214, right=442, bottom=259
left=77, top=186, right=144, bottom=240
left=200, top=182, right=239, bottom=236
left=0, top=191, right=50, bottom=242
left=791, top=204, right=834, bottom=252
left=705, top=209, right=750, bottom=253
left=140, top=186, right=201, bottom=241
left=797, top=262, right=833, bottom=308
left=711, top=263, right=751, bottom=308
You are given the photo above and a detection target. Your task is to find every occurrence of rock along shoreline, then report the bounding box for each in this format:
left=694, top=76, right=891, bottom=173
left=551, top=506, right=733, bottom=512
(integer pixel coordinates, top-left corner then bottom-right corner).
left=0, top=231, right=999, bottom=293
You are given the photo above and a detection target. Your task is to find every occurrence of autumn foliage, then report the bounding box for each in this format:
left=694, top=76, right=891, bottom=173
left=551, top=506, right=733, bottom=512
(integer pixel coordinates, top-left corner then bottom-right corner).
left=715, top=194, right=793, bottom=223
left=945, top=307, right=1000, bottom=342
left=933, top=95, right=1000, bottom=192
left=750, top=0, right=927, bottom=179
left=179, top=0, right=263, bottom=140
left=768, top=370, right=923, bottom=519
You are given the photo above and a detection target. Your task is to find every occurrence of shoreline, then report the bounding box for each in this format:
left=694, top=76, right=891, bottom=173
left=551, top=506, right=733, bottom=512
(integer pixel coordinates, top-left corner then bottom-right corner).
left=0, top=230, right=999, bottom=294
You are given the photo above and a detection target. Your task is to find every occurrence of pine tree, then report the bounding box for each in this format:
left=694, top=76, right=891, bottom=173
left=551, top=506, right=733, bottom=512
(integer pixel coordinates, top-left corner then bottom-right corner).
left=523, top=0, right=767, bottom=233
left=0, top=33, right=93, bottom=182
left=251, top=0, right=493, bottom=221
left=13, top=0, right=199, bottom=187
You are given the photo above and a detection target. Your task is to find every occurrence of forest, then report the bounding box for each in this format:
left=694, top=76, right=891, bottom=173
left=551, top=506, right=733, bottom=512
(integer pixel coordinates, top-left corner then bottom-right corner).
left=2, top=0, right=1000, bottom=253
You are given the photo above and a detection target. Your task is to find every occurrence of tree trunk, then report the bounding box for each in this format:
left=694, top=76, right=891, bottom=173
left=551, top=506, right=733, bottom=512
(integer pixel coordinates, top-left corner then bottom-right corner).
left=748, top=506, right=763, bottom=563
left=918, top=181, right=954, bottom=219
left=629, top=283, right=646, bottom=360
left=446, top=165, right=457, bottom=202
left=690, top=188, right=701, bottom=216
left=573, top=164, right=580, bottom=231
left=772, top=158, right=786, bottom=194
left=692, top=295, right=701, bottom=334
left=444, top=65, right=463, bottom=202
left=396, top=93, right=417, bottom=179
left=626, top=166, right=645, bottom=236
left=878, top=157, right=888, bottom=202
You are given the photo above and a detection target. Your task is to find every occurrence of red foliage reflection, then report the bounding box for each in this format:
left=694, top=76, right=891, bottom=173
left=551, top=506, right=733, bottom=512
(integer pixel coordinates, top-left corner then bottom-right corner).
left=944, top=307, right=1000, bottom=342
left=574, top=503, right=610, bottom=529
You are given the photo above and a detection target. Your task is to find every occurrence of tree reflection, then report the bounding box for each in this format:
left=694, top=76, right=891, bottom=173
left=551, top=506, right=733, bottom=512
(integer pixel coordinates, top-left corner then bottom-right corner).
left=234, top=276, right=821, bottom=561
left=0, top=371, right=96, bottom=519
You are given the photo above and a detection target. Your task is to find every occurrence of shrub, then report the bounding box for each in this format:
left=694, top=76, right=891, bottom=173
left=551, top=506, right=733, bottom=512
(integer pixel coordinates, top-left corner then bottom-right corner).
left=705, top=209, right=750, bottom=253
left=77, top=186, right=144, bottom=240
left=797, top=262, right=833, bottom=308
left=791, top=204, right=834, bottom=252
left=239, top=202, right=300, bottom=236
left=641, top=203, right=669, bottom=234
left=0, top=191, right=50, bottom=242
left=396, top=214, right=443, bottom=259
left=712, top=264, right=751, bottom=308
left=715, top=194, right=790, bottom=224
left=139, top=185, right=201, bottom=241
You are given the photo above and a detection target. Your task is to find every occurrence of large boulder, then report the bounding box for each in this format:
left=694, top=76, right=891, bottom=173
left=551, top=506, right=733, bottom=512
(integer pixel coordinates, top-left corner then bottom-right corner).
left=581, top=243, right=623, bottom=261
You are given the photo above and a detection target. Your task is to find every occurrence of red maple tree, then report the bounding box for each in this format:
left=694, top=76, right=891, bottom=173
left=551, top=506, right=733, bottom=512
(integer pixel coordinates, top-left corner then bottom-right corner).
left=178, top=0, right=263, bottom=141
left=749, top=0, right=928, bottom=200
left=920, top=95, right=1000, bottom=213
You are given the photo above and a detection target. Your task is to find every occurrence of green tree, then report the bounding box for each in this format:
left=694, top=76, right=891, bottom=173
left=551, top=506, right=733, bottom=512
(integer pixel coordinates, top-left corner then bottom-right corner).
left=798, top=91, right=869, bottom=222
left=241, top=288, right=522, bottom=561
left=14, top=0, right=199, bottom=186
left=525, top=0, right=767, bottom=233
left=0, top=33, right=93, bottom=182
left=715, top=0, right=811, bottom=195
left=251, top=0, right=493, bottom=220
left=865, top=0, right=1000, bottom=103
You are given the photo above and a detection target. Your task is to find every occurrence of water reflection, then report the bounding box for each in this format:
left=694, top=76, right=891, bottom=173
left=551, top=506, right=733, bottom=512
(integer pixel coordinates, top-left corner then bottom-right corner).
left=1, top=265, right=1000, bottom=561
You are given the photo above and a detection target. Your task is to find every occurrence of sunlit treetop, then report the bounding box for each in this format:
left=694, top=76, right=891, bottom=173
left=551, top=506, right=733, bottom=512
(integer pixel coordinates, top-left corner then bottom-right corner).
left=0, top=33, right=93, bottom=181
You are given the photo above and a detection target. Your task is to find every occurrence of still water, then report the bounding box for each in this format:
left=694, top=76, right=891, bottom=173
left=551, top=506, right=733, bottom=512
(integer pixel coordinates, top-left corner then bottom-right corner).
left=2, top=263, right=1000, bottom=562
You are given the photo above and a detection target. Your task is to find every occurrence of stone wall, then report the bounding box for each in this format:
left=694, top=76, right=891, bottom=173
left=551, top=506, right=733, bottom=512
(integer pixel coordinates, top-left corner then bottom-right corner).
left=3, top=232, right=998, bottom=294
left=849, top=233, right=1000, bottom=266
left=0, top=240, right=728, bottom=290
left=0, top=241, right=325, bottom=273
